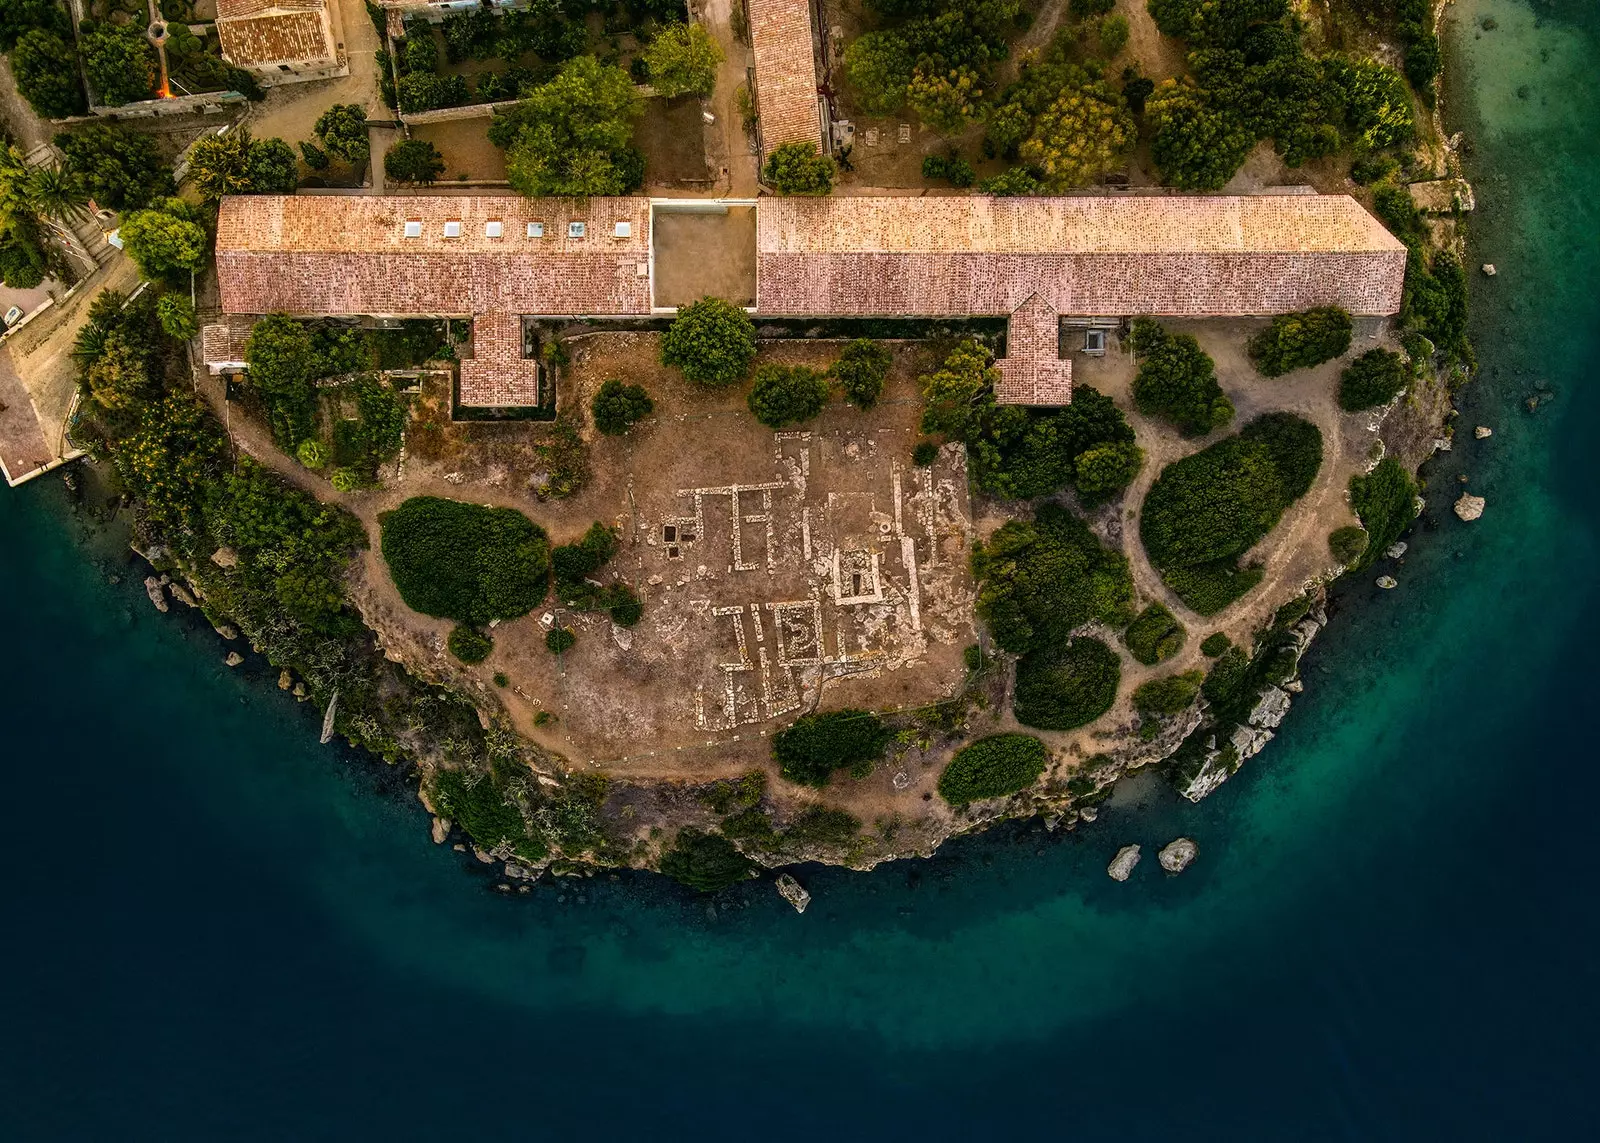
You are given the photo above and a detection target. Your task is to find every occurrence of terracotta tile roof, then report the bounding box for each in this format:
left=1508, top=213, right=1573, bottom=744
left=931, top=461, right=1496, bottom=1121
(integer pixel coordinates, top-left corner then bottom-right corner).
left=459, top=311, right=540, bottom=407
left=200, top=315, right=256, bottom=367
left=748, top=0, right=824, bottom=154
left=995, top=293, right=1071, bottom=406
left=756, top=195, right=1408, bottom=316
left=216, top=1, right=339, bottom=69
left=215, top=195, right=653, bottom=316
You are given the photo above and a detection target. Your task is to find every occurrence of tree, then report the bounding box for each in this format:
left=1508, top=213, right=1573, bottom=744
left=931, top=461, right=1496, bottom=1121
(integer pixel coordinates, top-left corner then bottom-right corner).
left=1326, top=56, right=1416, bottom=152
left=299, top=140, right=330, bottom=171
left=660, top=296, right=757, bottom=387
left=843, top=32, right=916, bottom=116
left=1338, top=348, right=1408, bottom=411
left=156, top=294, right=197, bottom=342
left=1347, top=458, right=1417, bottom=571
left=906, top=60, right=983, bottom=133
left=762, top=142, right=834, bottom=196
left=1122, top=602, right=1185, bottom=665
left=972, top=502, right=1133, bottom=653
left=495, top=56, right=644, bottom=198
left=380, top=496, right=551, bottom=625
left=643, top=21, right=723, bottom=98
left=84, top=329, right=154, bottom=411
left=120, top=198, right=208, bottom=283
left=546, top=626, right=576, bottom=654
left=748, top=364, right=829, bottom=428
left=1017, top=80, right=1136, bottom=191
left=938, top=734, right=1048, bottom=805
left=1014, top=637, right=1121, bottom=731
left=314, top=104, right=370, bottom=162
left=1129, top=318, right=1234, bottom=436
left=55, top=125, right=174, bottom=210
left=81, top=22, right=157, bottom=107
left=918, top=338, right=995, bottom=436
left=1073, top=440, right=1143, bottom=505
left=244, top=315, right=321, bottom=448
left=246, top=137, right=299, bottom=194
left=188, top=130, right=299, bottom=199
left=397, top=72, right=471, bottom=114
left=11, top=30, right=87, bottom=119
left=1247, top=307, right=1353, bottom=377
left=448, top=625, right=493, bottom=664
left=23, top=162, right=86, bottom=224
left=832, top=338, right=892, bottom=408
left=1147, top=81, right=1253, bottom=191
left=1328, top=525, right=1369, bottom=566
left=384, top=139, right=445, bottom=186
left=0, top=0, right=69, bottom=51
left=772, top=709, right=893, bottom=786
left=297, top=439, right=330, bottom=470
left=1133, top=670, right=1203, bottom=717
left=590, top=378, right=653, bottom=435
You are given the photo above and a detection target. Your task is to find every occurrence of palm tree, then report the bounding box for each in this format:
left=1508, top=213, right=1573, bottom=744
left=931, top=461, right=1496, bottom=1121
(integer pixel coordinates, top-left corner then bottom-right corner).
left=24, top=162, right=88, bottom=225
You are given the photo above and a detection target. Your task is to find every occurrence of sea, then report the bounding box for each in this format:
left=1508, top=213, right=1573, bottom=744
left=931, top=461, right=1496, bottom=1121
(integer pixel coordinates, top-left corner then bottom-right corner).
left=2, top=2, right=1595, bottom=1138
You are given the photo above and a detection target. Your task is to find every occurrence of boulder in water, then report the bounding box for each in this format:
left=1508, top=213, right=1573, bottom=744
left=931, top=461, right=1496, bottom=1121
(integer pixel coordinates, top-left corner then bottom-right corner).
left=1108, top=845, right=1141, bottom=881
left=775, top=873, right=811, bottom=914
left=1455, top=494, right=1486, bottom=522
left=1159, top=838, right=1198, bottom=874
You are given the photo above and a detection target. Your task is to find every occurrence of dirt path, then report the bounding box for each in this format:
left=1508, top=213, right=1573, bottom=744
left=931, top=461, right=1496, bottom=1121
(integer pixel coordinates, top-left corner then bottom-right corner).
left=696, top=0, right=760, bottom=196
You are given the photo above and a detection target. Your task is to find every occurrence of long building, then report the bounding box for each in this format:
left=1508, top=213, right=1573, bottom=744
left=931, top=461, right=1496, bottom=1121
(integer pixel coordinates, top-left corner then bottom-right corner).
left=211, top=191, right=1407, bottom=409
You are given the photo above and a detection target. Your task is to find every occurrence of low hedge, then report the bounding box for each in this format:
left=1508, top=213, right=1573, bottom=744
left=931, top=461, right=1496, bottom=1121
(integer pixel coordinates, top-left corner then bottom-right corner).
left=937, top=733, right=1048, bottom=805
left=1247, top=307, right=1353, bottom=377
left=448, top=624, right=492, bottom=664
left=772, top=709, right=892, bottom=786
left=380, top=497, right=549, bottom=625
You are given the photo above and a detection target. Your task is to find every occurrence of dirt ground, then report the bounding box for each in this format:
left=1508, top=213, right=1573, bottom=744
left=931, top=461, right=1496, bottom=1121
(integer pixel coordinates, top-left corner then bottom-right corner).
left=638, top=96, right=715, bottom=189
left=651, top=206, right=757, bottom=307
left=344, top=338, right=975, bottom=807
left=408, top=119, right=508, bottom=183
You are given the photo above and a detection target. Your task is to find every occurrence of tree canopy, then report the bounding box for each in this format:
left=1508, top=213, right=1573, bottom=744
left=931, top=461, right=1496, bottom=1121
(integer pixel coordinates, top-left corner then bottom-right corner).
left=1338, top=348, right=1408, bottom=411
left=492, top=56, right=644, bottom=198
left=314, top=104, right=370, bottom=162
left=384, top=139, right=446, bottom=186
left=55, top=126, right=174, bottom=211
left=1247, top=307, right=1353, bottom=377
left=762, top=143, right=835, bottom=196
left=120, top=198, right=208, bottom=284
left=11, top=30, right=86, bottom=119
left=81, top=21, right=157, bottom=107
left=1014, top=636, right=1121, bottom=731
left=643, top=21, right=722, bottom=98
left=188, top=130, right=299, bottom=200
left=938, top=734, right=1048, bottom=805
left=772, top=709, right=893, bottom=787
left=832, top=339, right=893, bottom=408
left=380, top=497, right=551, bottom=625
left=590, top=378, right=654, bottom=435
left=660, top=296, right=757, bottom=387
left=748, top=364, right=829, bottom=428
left=1129, top=318, right=1234, bottom=437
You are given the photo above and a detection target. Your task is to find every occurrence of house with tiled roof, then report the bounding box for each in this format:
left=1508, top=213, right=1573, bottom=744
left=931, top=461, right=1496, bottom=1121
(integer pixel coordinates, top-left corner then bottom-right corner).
left=213, top=191, right=1405, bottom=410
left=216, top=0, right=348, bottom=87
left=748, top=0, right=827, bottom=158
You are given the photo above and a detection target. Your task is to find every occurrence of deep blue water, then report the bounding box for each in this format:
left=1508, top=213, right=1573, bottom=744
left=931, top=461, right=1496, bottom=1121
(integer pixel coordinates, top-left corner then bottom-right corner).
left=4, top=1, right=1598, bottom=1138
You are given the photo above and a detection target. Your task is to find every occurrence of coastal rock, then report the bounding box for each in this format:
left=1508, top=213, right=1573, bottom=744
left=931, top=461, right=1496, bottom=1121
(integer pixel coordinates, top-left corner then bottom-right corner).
left=277, top=669, right=293, bottom=691
left=1481, top=263, right=1497, bottom=276
left=143, top=576, right=168, bottom=612
left=169, top=583, right=197, bottom=608
left=473, top=848, right=494, bottom=865
left=1079, top=805, right=1098, bottom=823
left=1454, top=494, right=1486, bottom=522
left=1248, top=686, right=1292, bottom=730
left=1107, top=845, right=1141, bottom=882
left=1229, top=723, right=1274, bottom=761
left=224, top=652, right=244, bottom=667
left=775, top=873, right=811, bottom=914
left=1283, top=679, right=1305, bottom=694
left=1377, top=576, right=1398, bottom=589
left=292, top=683, right=307, bottom=699
left=431, top=816, right=451, bottom=844
left=1158, top=838, right=1198, bottom=874
left=1475, top=426, right=1493, bottom=439
left=213, top=623, right=238, bottom=641
left=210, top=546, right=239, bottom=569
left=503, top=862, right=535, bottom=880
left=1385, top=541, right=1408, bottom=559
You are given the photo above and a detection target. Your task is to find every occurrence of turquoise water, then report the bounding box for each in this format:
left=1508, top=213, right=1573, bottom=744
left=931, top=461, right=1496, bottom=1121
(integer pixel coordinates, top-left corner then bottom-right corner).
left=4, top=1, right=1598, bottom=1136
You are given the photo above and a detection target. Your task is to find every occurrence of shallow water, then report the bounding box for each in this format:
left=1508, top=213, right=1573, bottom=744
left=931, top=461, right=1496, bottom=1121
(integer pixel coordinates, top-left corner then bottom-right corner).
left=4, top=1, right=1598, bottom=1137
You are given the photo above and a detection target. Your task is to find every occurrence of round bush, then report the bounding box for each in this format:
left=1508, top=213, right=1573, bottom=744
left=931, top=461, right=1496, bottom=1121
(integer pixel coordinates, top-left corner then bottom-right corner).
left=448, top=624, right=493, bottom=664
left=380, top=496, right=550, bottom=625
left=1132, top=670, right=1202, bottom=716
left=1014, top=637, right=1121, bottom=731
left=937, top=733, right=1048, bottom=805
left=911, top=440, right=940, bottom=466
left=660, top=296, right=757, bottom=387
left=1338, top=349, right=1408, bottom=411
left=1122, top=602, right=1185, bottom=666
left=1329, top=525, right=1370, bottom=566
left=748, top=363, right=829, bottom=428
left=1200, top=632, right=1232, bottom=658
left=591, top=378, right=654, bottom=435
left=1248, top=307, right=1354, bottom=377
left=545, top=626, right=576, bottom=654
left=659, top=828, right=753, bottom=892
left=773, top=709, right=892, bottom=787
left=832, top=338, right=892, bottom=408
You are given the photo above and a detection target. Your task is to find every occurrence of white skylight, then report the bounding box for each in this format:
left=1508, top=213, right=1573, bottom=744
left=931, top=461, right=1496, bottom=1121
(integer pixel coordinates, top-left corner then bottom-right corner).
left=484, top=220, right=503, bottom=238
left=443, top=220, right=462, bottom=238
left=614, top=221, right=632, bottom=238
left=527, top=222, right=544, bottom=238
left=403, top=220, right=422, bottom=238
left=568, top=221, right=586, bottom=238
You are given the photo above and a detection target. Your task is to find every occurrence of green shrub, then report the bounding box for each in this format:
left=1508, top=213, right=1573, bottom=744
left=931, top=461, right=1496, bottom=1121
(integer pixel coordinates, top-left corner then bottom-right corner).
left=763, top=142, right=835, bottom=195
left=937, top=733, right=1048, bottom=805
left=747, top=364, right=829, bottom=428
left=551, top=522, right=635, bottom=623
left=1073, top=440, right=1144, bottom=505
left=967, top=386, right=1138, bottom=502
left=244, top=315, right=320, bottom=449
left=1129, top=319, right=1234, bottom=436
left=604, top=582, right=643, bottom=627
left=545, top=626, right=576, bottom=654
left=384, top=138, right=446, bottom=185
left=1201, top=645, right=1251, bottom=709
left=432, top=769, right=545, bottom=863
left=1139, top=413, right=1322, bottom=615
left=772, top=709, right=892, bottom=787
left=493, top=672, right=509, bottom=687
left=700, top=770, right=766, bottom=815
left=1200, top=632, right=1231, bottom=657
left=973, top=503, right=1133, bottom=654
left=590, top=379, right=653, bottom=435
left=1132, top=670, right=1203, bottom=716
left=448, top=624, right=493, bottom=663
left=1350, top=154, right=1398, bottom=185
left=661, top=296, right=757, bottom=387
left=296, top=439, right=329, bottom=470
left=832, top=339, right=893, bottom=408
left=781, top=806, right=861, bottom=845
left=1070, top=0, right=1115, bottom=15
left=642, top=21, right=723, bottom=98
left=1247, top=307, right=1354, bottom=377
left=314, top=104, right=370, bottom=162
left=719, top=806, right=776, bottom=841
left=380, top=497, right=550, bottom=625
left=659, top=828, right=753, bottom=892
left=1123, top=602, right=1186, bottom=665
left=1347, top=458, right=1418, bottom=571
left=1014, top=637, right=1121, bottom=731
left=1329, top=525, right=1370, bottom=566
left=1338, top=348, right=1408, bottom=411
left=911, top=440, right=940, bottom=466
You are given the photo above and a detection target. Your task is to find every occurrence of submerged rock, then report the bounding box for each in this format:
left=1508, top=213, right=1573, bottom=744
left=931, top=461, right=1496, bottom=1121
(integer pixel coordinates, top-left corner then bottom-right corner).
left=1481, top=263, right=1497, bottom=276
left=213, top=623, right=238, bottom=641
left=1455, top=493, right=1486, bottom=521
left=1108, top=845, right=1141, bottom=881
left=431, top=816, right=451, bottom=845
left=1159, top=838, right=1198, bottom=874
left=775, top=873, right=811, bottom=914
left=1385, top=541, right=1408, bottom=559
